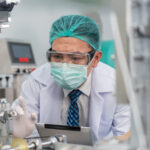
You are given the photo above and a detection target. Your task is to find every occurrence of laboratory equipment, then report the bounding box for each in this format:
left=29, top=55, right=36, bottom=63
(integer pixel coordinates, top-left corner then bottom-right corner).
left=10, top=135, right=67, bottom=150
left=0, top=74, right=13, bottom=103
left=0, top=98, right=17, bottom=149
left=0, top=0, right=20, bottom=32
left=0, top=38, right=36, bottom=103
left=0, top=98, right=67, bottom=150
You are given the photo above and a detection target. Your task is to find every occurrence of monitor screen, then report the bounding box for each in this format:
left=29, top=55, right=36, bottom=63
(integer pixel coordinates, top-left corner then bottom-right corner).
left=8, top=42, right=35, bottom=64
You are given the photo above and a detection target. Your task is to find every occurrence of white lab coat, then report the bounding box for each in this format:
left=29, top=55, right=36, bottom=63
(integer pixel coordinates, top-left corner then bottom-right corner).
left=13, top=62, right=130, bottom=141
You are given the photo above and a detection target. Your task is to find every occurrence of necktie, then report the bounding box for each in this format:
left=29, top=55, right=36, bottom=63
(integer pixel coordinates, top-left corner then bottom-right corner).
left=67, top=89, right=82, bottom=127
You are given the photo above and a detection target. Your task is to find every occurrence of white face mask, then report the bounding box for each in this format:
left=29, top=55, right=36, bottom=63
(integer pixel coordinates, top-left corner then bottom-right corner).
left=50, top=62, right=88, bottom=90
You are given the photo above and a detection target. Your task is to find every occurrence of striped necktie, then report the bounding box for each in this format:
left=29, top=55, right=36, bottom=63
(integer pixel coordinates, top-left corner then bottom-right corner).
left=67, top=89, right=82, bottom=127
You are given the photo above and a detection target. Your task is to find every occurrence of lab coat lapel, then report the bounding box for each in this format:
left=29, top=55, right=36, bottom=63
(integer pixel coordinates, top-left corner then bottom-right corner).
left=89, top=88, right=104, bottom=140
left=40, top=82, right=63, bottom=125
left=88, top=63, right=115, bottom=140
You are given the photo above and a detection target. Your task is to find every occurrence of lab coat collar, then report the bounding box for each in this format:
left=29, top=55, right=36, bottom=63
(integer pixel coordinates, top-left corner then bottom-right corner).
left=91, top=62, right=115, bottom=93
left=31, top=63, right=55, bottom=86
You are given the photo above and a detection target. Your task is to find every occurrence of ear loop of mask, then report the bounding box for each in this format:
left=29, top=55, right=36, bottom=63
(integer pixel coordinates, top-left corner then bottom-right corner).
left=86, top=51, right=97, bottom=77
left=88, top=50, right=96, bottom=65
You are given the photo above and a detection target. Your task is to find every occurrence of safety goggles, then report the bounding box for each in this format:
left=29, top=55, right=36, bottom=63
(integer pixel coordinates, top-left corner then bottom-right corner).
left=46, top=48, right=96, bottom=65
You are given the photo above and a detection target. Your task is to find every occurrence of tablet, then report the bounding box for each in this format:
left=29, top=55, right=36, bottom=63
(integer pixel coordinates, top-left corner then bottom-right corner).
left=36, top=123, right=94, bottom=146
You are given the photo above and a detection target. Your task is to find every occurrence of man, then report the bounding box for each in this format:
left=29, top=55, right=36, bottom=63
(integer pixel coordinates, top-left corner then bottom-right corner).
left=12, top=15, right=130, bottom=141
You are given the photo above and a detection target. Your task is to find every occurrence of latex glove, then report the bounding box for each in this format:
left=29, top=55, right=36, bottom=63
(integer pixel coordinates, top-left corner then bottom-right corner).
left=13, top=96, right=37, bottom=138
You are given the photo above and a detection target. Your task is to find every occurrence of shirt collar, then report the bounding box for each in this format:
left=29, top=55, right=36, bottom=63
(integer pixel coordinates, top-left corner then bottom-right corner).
left=63, top=73, right=92, bottom=97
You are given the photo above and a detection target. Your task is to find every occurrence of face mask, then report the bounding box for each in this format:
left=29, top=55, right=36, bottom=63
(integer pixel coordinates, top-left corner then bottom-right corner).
left=50, top=62, right=87, bottom=90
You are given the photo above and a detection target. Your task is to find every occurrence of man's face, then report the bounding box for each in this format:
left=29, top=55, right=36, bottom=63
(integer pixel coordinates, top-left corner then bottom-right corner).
left=52, top=37, right=102, bottom=76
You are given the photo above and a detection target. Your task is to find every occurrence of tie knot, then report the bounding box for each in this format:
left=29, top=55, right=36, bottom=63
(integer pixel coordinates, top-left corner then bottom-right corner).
left=68, top=89, right=82, bottom=103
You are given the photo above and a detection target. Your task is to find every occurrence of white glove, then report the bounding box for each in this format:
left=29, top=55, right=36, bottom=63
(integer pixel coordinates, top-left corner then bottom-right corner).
left=13, top=96, right=37, bottom=138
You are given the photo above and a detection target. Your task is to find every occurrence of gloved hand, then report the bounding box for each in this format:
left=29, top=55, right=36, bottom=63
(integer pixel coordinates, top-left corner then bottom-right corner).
left=13, top=96, right=37, bottom=138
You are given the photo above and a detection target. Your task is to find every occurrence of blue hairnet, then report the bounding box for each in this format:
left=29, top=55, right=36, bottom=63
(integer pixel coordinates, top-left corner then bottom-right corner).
left=49, top=15, right=101, bottom=51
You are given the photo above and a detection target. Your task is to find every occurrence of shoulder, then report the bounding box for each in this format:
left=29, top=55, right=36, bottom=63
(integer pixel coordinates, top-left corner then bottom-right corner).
left=92, top=62, right=116, bottom=92
left=30, top=63, right=54, bottom=85
left=94, top=62, right=115, bottom=79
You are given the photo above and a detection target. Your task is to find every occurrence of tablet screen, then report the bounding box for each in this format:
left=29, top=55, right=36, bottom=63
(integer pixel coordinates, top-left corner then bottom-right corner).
left=36, top=123, right=93, bottom=146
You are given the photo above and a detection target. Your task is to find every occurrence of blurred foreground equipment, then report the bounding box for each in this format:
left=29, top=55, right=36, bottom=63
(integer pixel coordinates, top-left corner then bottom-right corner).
left=127, top=0, right=150, bottom=149
left=110, top=0, right=150, bottom=149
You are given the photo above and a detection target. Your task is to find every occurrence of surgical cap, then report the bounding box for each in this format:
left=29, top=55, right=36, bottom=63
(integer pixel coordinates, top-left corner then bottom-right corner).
left=49, top=15, right=101, bottom=51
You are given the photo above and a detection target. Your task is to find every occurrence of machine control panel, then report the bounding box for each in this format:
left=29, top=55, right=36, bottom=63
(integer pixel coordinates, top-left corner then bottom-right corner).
left=0, top=39, right=36, bottom=74
left=8, top=42, right=35, bottom=65
left=12, top=66, right=36, bottom=74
